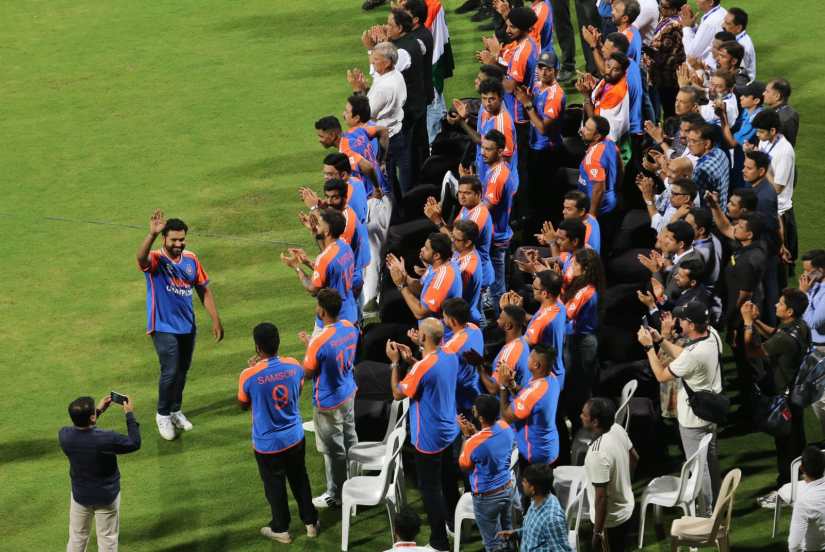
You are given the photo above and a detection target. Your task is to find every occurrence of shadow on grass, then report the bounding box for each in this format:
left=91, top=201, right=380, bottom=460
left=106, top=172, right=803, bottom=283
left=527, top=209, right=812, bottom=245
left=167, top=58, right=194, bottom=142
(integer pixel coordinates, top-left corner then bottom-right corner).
left=0, top=438, right=56, bottom=465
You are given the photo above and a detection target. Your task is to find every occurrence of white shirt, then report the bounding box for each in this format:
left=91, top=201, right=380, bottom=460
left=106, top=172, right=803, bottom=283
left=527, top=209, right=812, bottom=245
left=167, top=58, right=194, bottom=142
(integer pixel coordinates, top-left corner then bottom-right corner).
left=668, top=328, right=724, bottom=428
left=699, top=92, right=738, bottom=128
left=789, top=477, right=825, bottom=552
left=368, top=69, right=407, bottom=138
left=737, top=30, right=757, bottom=81
left=682, top=4, right=727, bottom=59
left=585, top=423, right=635, bottom=528
left=383, top=543, right=429, bottom=552
left=759, top=134, right=795, bottom=214
left=635, top=0, right=660, bottom=45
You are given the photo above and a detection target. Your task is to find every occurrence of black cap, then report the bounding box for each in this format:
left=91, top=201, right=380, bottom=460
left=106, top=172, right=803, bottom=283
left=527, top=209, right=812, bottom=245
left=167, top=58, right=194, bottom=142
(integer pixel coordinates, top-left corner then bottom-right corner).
left=673, top=302, right=709, bottom=325
left=739, top=80, right=766, bottom=99
left=537, top=51, right=559, bottom=69
left=508, top=7, right=538, bottom=31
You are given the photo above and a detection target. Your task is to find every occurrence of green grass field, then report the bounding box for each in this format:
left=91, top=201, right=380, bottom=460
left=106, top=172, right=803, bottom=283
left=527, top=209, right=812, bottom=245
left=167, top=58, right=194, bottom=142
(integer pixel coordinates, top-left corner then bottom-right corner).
left=2, top=1, right=824, bottom=550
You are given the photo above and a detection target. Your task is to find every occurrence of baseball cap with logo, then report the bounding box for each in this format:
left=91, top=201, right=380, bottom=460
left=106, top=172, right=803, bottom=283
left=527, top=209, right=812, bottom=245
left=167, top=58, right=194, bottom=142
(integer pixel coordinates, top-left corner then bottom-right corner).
left=537, top=51, right=559, bottom=70
left=673, top=302, right=709, bottom=325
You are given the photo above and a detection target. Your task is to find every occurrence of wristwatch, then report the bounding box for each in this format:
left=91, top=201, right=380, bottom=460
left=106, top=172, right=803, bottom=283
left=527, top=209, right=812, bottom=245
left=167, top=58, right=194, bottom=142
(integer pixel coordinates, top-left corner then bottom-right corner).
left=643, top=344, right=654, bottom=352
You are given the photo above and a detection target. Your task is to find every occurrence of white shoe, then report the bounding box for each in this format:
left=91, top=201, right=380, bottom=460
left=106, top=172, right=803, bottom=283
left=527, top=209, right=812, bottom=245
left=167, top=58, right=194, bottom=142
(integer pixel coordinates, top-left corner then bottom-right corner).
left=156, top=414, right=177, bottom=441
left=757, top=490, right=779, bottom=508
left=170, top=411, right=193, bottom=431
left=306, top=521, right=320, bottom=538
left=312, top=492, right=341, bottom=509
left=260, top=526, right=292, bottom=543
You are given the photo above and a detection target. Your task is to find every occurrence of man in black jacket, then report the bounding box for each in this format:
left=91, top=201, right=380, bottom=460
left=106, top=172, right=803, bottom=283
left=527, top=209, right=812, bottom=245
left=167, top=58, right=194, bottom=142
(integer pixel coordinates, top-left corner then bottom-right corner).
left=60, top=394, right=141, bottom=552
left=638, top=257, right=712, bottom=330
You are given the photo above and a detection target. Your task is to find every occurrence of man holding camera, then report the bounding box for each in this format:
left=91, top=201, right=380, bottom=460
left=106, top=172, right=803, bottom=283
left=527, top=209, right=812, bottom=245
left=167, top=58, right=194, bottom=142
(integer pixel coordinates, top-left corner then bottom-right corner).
left=59, top=393, right=141, bottom=552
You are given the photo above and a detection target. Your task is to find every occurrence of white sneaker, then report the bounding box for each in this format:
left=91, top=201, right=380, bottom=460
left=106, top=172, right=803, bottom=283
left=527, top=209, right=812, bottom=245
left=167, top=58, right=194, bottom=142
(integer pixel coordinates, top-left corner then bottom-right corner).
left=757, top=490, right=779, bottom=508
left=260, top=526, right=292, bottom=543
left=156, top=414, right=177, bottom=441
left=170, top=411, right=193, bottom=431
left=312, top=492, right=341, bottom=509
left=305, top=521, right=320, bottom=538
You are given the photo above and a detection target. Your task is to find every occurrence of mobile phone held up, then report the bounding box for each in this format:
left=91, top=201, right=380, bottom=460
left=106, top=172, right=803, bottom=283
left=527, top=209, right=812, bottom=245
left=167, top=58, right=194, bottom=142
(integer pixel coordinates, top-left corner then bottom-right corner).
left=110, top=391, right=129, bottom=405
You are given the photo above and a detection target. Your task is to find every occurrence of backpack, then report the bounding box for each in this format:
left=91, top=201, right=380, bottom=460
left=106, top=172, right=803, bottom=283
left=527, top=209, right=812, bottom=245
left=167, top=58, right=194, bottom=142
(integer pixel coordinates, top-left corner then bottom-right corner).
left=790, top=347, right=825, bottom=408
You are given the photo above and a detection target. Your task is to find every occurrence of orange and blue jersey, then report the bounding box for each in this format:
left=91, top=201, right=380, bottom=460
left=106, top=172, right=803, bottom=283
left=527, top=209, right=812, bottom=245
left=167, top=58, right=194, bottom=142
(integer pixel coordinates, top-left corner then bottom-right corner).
left=504, top=36, right=539, bottom=123
left=578, top=139, right=621, bottom=215
left=398, top=349, right=460, bottom=454
left=458, top=420, right=514, bottom=493
left=455, top=204, right=494, bottom=286
left=626, top=59, right=643, bottom=135
left=442, top=323, right=484, bottom=414
left=583, top=214, right=601, bottom=253
left=525, top=300, right=567, bottom=384
left=559, top=250, right=576, bottom=287
left=341, top=125, right=390, bottom=196
left=530, top=0, right=555, bottom=54
left=483, top=161, right=519, bottom=244
left=621, top=25, right=642, bottom=65
left=238, top=356, right=304, bottom=454
left=346, top=176, right=368, bottom=224
left=512, top=374, right=561, bottom=464
left=311, top=239, right=357, bottom=324
left=302, top=320, right=359, bottom=410
left=341, top=206, right=370, bottom=291
left=565, top=285, right=599, bottom=336
left=454, top=250, right=483, bottom=324
left=420, top=262, right=463, bottom=318
left=141, top=249, right=208, bottom=335
left=492, top=337, right=531, bottom=389
left=528, top=81, right=566, bottom=151
left=475, top=106, right=517, bottom=184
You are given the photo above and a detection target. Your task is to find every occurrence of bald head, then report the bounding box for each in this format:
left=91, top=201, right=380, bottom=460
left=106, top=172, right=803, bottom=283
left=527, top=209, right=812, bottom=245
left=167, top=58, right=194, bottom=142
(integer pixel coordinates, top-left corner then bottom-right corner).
left=420, top=317, right=445, bottom=345
left=669, top=157, right=694, bottom=180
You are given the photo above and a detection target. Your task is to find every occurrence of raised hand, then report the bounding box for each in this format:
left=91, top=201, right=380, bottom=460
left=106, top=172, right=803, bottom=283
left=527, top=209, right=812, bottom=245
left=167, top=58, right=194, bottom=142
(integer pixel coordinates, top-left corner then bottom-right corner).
left=298, top=331, right=310, bottom=346
left=452, top=99, right=469, bottom=120
left=347, top=68, right=367, bottom=92
left=458, top=164, right=474, bottom=177
left=361, top=29, right=376, bottom=50
left=463, top=349, right=484, bottom=367
left=679, top=4, right=695, bottom=27
left=581, top=25, right=601, bottom=48
left=637, top=326, right=654, bottom=347
left=644, top=120, right=665, bottom=143
left=535, top=220, right=557, bottom=246
left=396, top=343, right=414, bottom=363
left=636, top=289, right=656, bottom=309
left=636, top=174, right=655, bottom=200
left=476, top=49, right=496, bottom=65
left=407, top=328, right=421, bottom=344
left=637, top=253, right=659, bottom=274
left=423, top=196, right=443, bottom=224
left=149, top=209, right=166, bottom=235
left=386, top=340, right=401, bottom=363
left=661, top=311, right=675, bottom=337
left=650, top=277, right=665, bottom=301
left=513, top=85, right=531, bottom=106
left=299, top=187, right=321, bottom=209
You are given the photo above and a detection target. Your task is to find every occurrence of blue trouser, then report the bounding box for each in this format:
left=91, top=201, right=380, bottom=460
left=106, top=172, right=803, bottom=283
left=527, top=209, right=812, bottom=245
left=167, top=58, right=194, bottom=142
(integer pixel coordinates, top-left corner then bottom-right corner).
left=472, top=485, right=514, bottom=551
left=152, top=331, right=196, bottom=415
left=489, top=243, right=508, bottom=317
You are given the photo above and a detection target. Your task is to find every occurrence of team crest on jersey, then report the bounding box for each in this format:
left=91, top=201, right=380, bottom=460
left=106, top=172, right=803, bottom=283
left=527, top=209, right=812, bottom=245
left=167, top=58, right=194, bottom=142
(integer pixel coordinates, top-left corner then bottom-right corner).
left=590, top=168, right=598, bottom=177
left=185, top=265, right=193, bottom=275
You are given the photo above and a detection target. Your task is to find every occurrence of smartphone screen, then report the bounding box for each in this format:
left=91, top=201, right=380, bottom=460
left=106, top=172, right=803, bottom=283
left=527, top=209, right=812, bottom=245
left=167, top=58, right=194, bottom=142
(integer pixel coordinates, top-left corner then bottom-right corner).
left=110, top=391, right=128, bottom=405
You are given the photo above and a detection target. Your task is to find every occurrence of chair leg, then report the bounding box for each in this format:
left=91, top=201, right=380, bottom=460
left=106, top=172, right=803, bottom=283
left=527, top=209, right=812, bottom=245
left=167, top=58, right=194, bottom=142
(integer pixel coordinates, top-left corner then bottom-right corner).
left=638, top=501, right=648, bottom=549
left=454, top=519, right=462, bottom=552
left=717, top=533, right=730, bottom=552
left=771, top=498, right=781, bottom=538
left=341, top=501, right=352, bottom=552
left=671, top=538, right=679, bottom=552
left=385, top=499, right=396, bottom=543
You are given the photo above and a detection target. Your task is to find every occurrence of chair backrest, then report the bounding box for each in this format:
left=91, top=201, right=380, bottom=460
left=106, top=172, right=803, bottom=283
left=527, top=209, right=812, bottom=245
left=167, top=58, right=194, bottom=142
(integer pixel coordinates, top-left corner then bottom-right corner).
left=706, top=468, right=742, bottom=541
left=615, top=379, right=638, bottom=431
left=675, top=432, right=713, bottom=505
left=382, top=398, right=409, bottom=444
left=789, top=455, right=803, bottom=503
left=509, top=447, right=519, bottom=471
left=377, top=427, right=407, bottom=497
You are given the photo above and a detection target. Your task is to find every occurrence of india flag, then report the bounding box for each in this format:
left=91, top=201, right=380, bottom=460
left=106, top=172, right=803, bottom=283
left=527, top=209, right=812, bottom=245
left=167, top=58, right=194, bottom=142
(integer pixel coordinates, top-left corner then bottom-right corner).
left=424, top=0, right=454, bottom=94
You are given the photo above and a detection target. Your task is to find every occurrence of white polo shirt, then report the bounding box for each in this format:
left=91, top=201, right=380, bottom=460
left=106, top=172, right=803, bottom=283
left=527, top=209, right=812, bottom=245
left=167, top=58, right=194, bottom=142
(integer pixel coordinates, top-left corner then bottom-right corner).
left=759, top=135, right=795, bottom=214
left=585, top=423, right=635, bottom=528
left=668, top=328, right=723, bottom=428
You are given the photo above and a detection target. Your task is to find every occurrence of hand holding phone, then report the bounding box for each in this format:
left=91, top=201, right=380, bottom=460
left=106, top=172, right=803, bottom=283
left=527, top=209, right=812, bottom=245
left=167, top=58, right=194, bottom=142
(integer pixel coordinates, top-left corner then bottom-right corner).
left=110, top=391, right=129, bottom=405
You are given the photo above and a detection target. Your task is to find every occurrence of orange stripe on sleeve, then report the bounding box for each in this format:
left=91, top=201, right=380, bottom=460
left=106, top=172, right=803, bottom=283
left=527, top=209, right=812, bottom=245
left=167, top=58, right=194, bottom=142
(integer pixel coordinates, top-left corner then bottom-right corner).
left=513, top=378, right=549, bottom=420
left=238, top=360, right=269, bottom=403
left=303, top=327, right=335, bottom=372
left=398, top=353, right=438, bottom=398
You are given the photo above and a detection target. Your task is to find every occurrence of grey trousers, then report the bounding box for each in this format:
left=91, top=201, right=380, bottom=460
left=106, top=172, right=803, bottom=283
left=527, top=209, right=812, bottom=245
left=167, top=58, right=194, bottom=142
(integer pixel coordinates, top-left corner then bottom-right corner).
left=67, top=493, right=120, bottom=552
left=313, top=396, right=358, bottom=499
left=679, top=424, right=720, bottom=517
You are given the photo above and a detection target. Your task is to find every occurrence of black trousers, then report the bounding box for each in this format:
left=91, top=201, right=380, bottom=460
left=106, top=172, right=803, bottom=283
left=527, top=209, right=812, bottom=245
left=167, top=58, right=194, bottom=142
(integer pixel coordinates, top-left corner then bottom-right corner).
left=255, top=440, right=318, bottom=532
left=549, top=0, right=576, bottom=71
left=574, top=0, right=603, bottom=75
left=775, top=404, right=806, bottom=486
left=415, top=435, right=462, bottom=551
left=526, top=147, right=566, bottom=231
left=605, top=517, right=632, bottom=552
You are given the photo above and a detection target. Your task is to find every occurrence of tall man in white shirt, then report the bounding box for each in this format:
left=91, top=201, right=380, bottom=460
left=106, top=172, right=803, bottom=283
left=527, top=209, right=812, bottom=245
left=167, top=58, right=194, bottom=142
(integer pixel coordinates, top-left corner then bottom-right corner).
left=679, top=0, right=727, bottom=61
left=722, top=7, right=756, bottom=81
left=788, top=447, right=825, bottom=552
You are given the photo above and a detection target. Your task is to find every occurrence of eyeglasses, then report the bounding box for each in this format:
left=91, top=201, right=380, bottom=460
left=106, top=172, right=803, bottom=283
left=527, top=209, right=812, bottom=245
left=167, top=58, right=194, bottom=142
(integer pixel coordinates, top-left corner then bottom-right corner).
left=672, top=191, right=691, bottom=196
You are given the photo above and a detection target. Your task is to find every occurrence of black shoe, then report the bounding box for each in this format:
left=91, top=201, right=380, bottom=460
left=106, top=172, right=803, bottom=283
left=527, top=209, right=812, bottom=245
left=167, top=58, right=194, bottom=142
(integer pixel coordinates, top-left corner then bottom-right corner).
left=470, top=8, right=492, bottom=22
left=455, top=0, right=480, bottom=14
left=477, top=21, right=496, bottom=31
left=362, top=0, right=386, bottom=11
left=557, top=68, right=576, bottom=83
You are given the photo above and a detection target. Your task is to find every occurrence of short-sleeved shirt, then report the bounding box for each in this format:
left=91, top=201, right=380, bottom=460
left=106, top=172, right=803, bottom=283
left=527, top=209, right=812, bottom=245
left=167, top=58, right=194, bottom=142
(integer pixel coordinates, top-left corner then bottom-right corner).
left=565, top=285, right=599, bottom=336
left=529, top=1, right=555, bottom=53
left=492, top=337, right=531, bottom=389
left=341, top=206, right=370, bottom=271
left=458, top=420, right=514, bottom=493
left=312, top=239, right=357, bottom=325
left=454, top=250, right=483, bottom=324
left=621, top=25, right=642, bottom=65
left=512, top=375, right=561, bottom=464
left=346, top=176, right=369, bottom=223
left=668, top=328, right=723, bottom=428
left=302, top=320, right=359, bottom=410
left=398, top=349, right=460, bottom=454
left=141, top=249, right=209, bottom=334
left=578, top=139, right=621, bottom=215
left=529, top=81, right=566, bottom=151
left=525, top=301, right=567, bottom=384
left=762, top=320, right=810, bottom=392
left=442, top=323, right=484, bottom=413
left=722, top=242, right=765, bottom=331
left=420, top=262, right=463, bottom=317
left=476, top=107, right=517, bottom=184
left=585, top=423, right=635, bottom=528
left=341, top=125, right=391, bottom=196
left=238, top=356, right=305, bottom=454
left=455, top=204, right=494, bottom=286
left=583, top=214, right=602, bottom=253
left=483, top=161, right=519, bottom=244
left=504, top=36, right=539, bottom=123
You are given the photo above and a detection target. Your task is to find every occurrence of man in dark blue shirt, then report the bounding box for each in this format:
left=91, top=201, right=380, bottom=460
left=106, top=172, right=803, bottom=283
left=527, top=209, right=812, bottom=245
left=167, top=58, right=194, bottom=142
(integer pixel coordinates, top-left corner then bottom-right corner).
left=59, top=394, right=141, bottom=552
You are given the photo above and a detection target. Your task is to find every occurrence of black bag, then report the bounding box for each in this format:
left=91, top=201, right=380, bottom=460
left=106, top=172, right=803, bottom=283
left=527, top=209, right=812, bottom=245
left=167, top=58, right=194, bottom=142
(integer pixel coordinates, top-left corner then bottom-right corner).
left=681, top=332, right=729, bottom=425
left=753, top=386, right=793, bottom=437
left=790, top=348, right=825, bottom=408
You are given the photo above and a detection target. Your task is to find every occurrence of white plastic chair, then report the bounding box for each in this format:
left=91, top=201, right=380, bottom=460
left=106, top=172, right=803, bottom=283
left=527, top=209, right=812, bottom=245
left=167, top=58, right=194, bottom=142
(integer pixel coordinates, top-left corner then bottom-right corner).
left=340, top=426, right=406, bottom=551
left=615, top=379, right=639, bottom=432
left=772, top=455, right=802, bottom=538
left=347, top=398, right=408, bottom=475
left=637, top=432, right=713, bottom=549
left=565, top=474, right=590, bottom=551
left=670, top=469, right=742, bottom=552
left=453, top=447, right=519, bottom=552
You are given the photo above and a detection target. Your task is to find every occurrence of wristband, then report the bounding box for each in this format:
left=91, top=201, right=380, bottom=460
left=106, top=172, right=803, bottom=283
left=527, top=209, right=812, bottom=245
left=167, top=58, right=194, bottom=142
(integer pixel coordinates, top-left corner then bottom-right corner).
left=744, top=324, right=753, bottom=331
left=643, top=344, right=654, bottom=352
